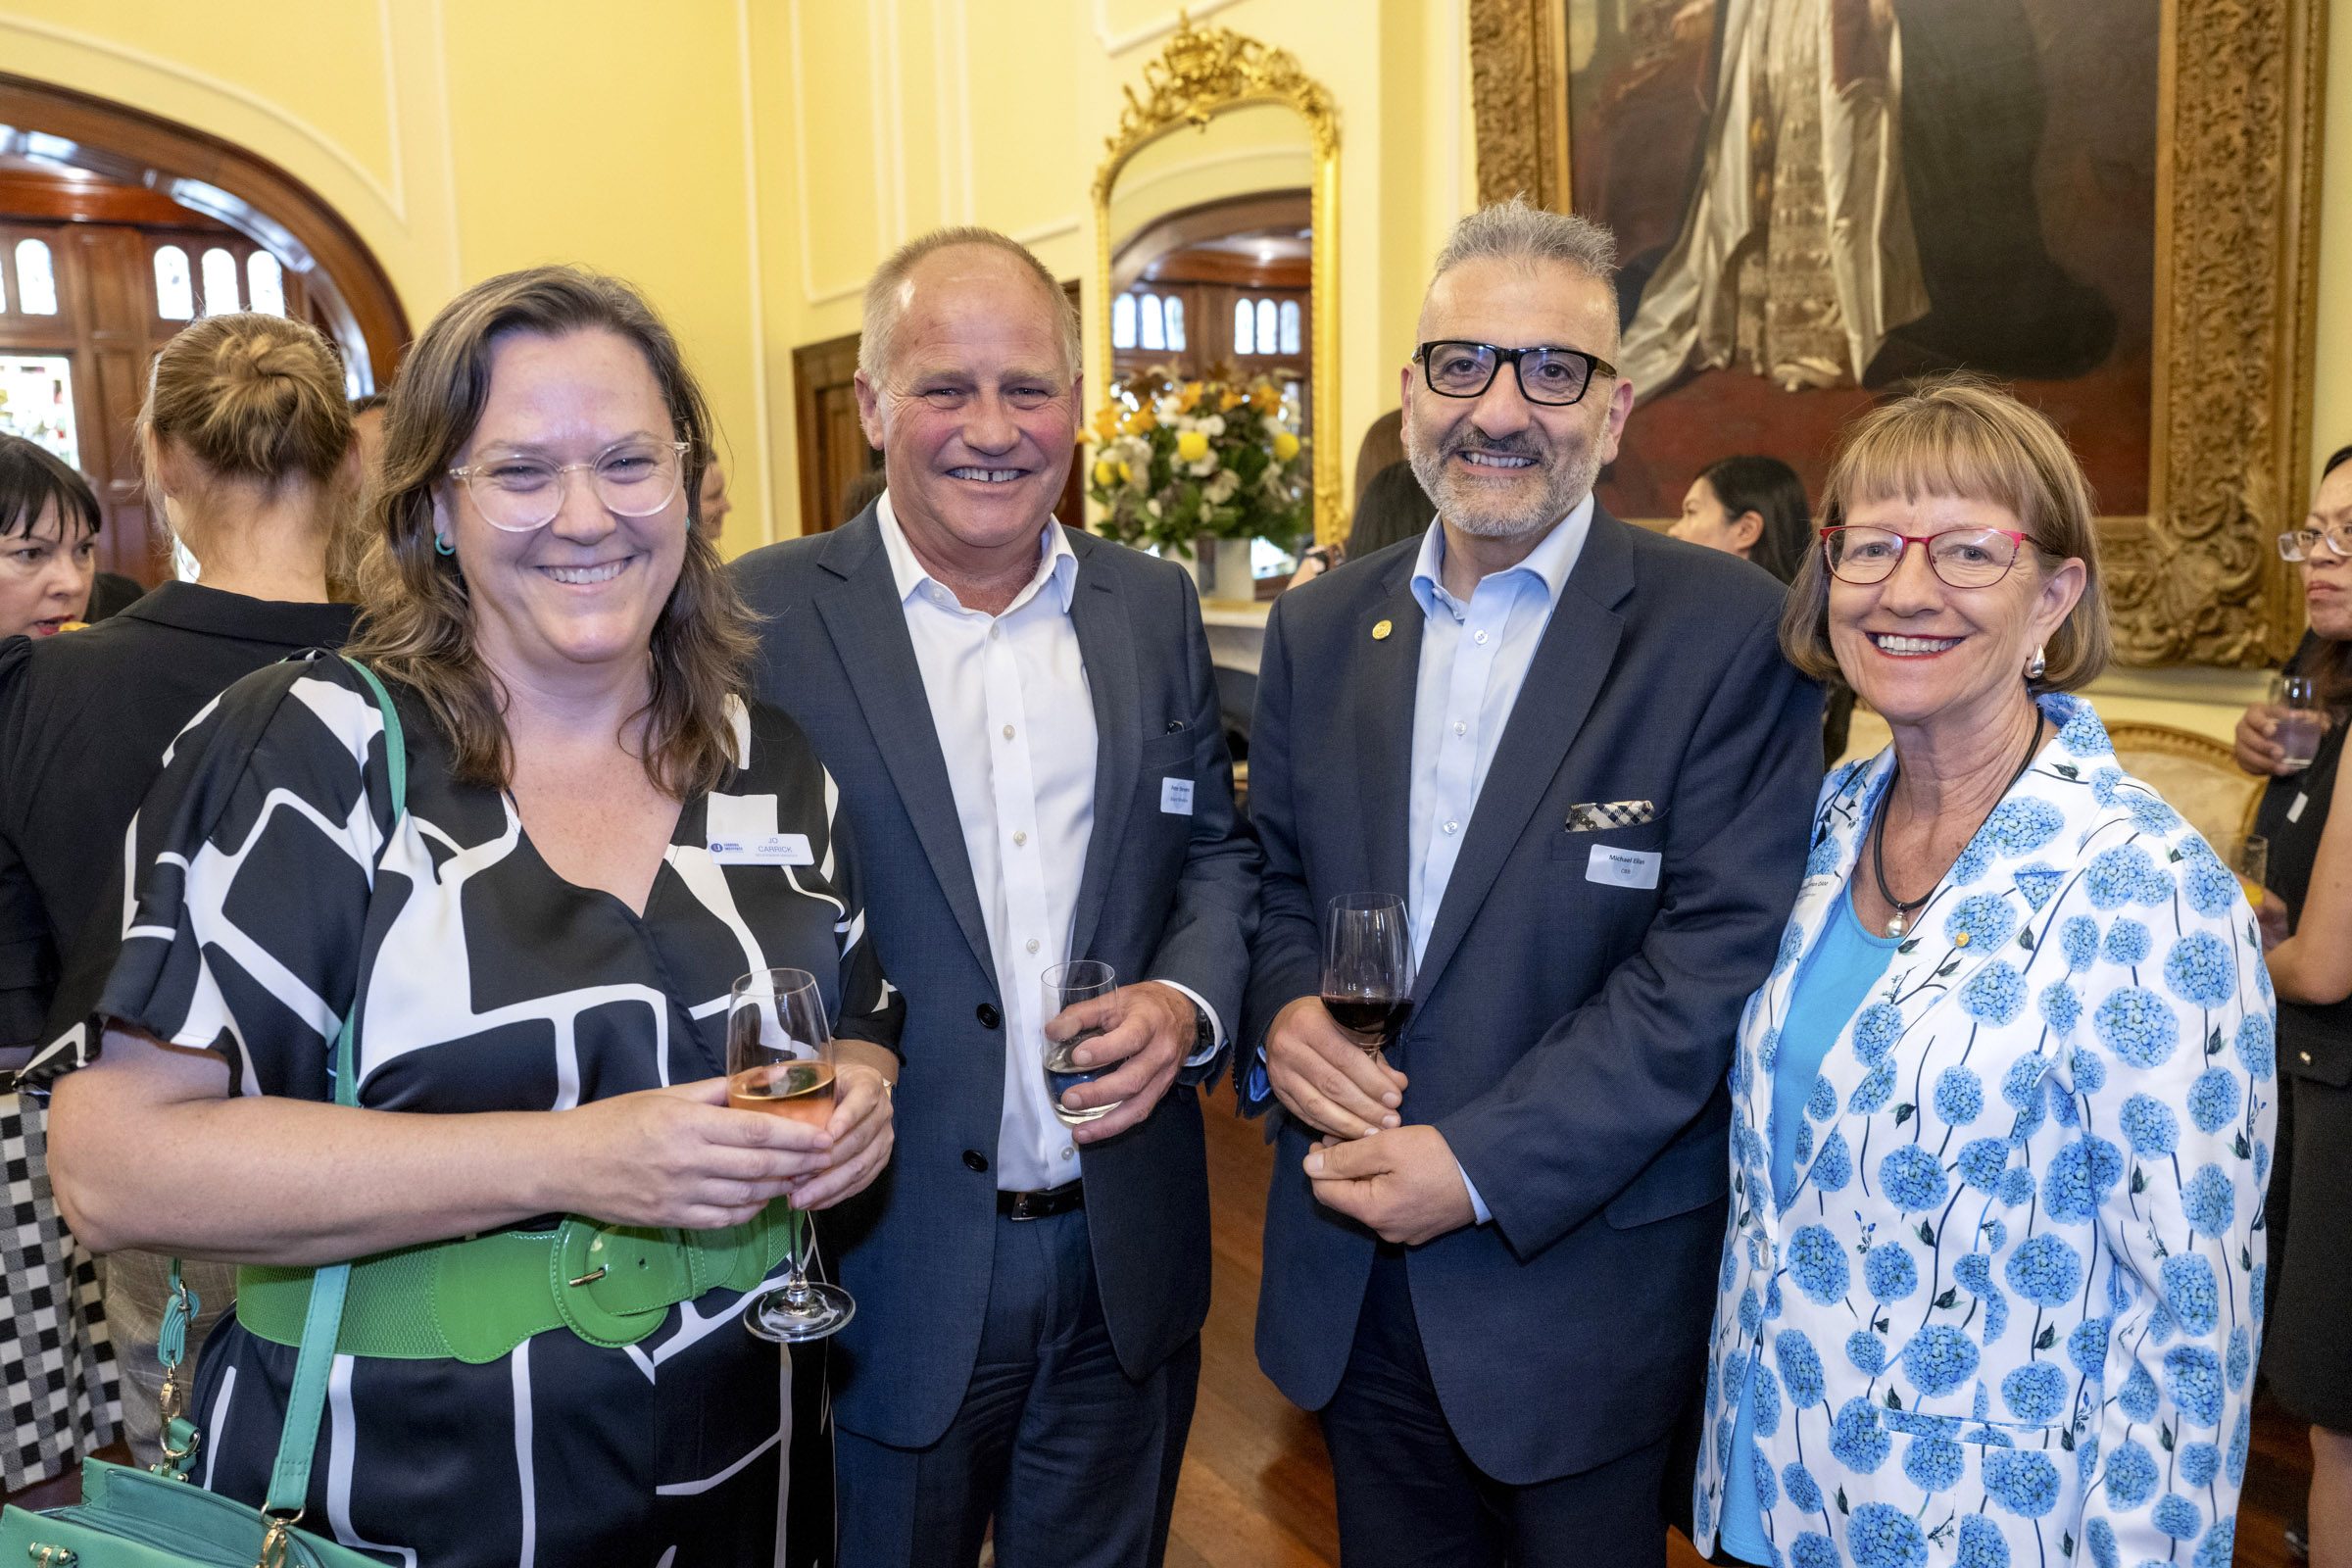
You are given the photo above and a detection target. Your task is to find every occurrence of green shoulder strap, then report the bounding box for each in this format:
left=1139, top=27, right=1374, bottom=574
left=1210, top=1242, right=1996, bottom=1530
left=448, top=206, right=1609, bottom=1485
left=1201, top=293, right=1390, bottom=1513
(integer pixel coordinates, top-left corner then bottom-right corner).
left=262, top=656, right=406, bottom=1517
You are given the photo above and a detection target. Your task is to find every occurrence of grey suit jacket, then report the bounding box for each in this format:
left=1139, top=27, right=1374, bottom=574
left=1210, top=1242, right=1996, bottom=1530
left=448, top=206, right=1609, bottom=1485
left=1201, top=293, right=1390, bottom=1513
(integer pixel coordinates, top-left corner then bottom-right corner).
left=1244, top=510, right=1823, bottom=1484
left=731, top=506, right=1258, bottom=1447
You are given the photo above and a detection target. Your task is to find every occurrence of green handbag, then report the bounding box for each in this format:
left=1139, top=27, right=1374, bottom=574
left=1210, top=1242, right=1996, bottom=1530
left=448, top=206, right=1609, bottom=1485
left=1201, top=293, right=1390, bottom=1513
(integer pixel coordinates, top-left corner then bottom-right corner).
left=0, top=658, right=406, bottom=1568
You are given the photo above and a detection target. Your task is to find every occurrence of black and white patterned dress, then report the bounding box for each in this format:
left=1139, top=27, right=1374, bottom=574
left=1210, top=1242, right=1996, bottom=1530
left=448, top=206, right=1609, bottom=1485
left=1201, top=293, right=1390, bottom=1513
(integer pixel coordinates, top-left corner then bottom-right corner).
left=34, top=654, right=901, bottom=1566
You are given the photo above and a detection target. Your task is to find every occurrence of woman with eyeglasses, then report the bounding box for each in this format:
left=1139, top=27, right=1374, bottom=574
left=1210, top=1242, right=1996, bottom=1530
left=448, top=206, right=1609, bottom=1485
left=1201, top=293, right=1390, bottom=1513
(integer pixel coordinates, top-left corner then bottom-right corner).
left=1691, top=376, right=2272, bottom=1568
left=31, top=268, right=902, bottom=1565
left=2247, top=444, right=2352, bottom=1568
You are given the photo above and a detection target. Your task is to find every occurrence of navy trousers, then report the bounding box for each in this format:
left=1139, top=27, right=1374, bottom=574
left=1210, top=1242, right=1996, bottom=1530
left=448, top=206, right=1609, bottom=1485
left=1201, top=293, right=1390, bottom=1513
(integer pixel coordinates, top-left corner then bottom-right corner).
left=1319, top=1251, right=1673, bottom=1568
left=834, top=1207, right=1198, bottom=1568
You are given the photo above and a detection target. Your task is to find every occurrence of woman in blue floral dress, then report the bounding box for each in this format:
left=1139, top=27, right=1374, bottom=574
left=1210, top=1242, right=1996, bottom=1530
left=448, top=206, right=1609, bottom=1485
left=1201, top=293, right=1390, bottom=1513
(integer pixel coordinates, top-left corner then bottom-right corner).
left=1693, top=378, right=2275, bottom=1568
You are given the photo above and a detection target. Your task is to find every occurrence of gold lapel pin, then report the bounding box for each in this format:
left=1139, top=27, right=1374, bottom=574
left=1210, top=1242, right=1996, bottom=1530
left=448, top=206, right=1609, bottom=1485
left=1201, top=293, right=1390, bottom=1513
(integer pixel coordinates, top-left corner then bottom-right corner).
left=1372, top=618, right=1393, bottom=641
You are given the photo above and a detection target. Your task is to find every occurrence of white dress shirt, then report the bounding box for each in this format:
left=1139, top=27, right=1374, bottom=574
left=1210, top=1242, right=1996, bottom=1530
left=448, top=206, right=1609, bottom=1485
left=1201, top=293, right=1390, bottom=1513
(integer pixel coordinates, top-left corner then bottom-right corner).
left=878, top=496, right=1219, bottom=1192
left=1404, top=494, right=1593, bottom=1220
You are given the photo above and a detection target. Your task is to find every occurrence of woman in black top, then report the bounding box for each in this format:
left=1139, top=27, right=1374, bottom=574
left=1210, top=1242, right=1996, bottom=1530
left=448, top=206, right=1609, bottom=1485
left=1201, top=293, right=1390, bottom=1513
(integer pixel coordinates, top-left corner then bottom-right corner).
left=2254, top=443, right=2352, bottom=1566
left=0, top=312, right=360, bottom=1493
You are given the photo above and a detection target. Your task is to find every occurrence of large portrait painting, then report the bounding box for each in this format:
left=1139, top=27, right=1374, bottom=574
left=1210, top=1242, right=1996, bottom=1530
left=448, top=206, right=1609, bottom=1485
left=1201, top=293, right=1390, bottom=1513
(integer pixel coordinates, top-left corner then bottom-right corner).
left=1469, top=0, right=2326, bottom=667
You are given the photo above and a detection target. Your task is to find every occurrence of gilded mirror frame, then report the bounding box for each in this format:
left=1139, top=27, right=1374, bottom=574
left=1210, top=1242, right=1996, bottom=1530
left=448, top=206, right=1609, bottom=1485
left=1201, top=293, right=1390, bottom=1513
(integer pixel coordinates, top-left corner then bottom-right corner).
left=1092, top=19, right=1345, bottom=546
left=1465, top=0, right=2326, bottom=669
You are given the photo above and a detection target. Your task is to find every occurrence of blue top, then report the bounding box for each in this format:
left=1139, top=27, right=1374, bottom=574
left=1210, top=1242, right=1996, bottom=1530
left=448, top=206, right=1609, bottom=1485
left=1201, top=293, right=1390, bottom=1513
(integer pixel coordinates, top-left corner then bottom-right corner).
left=1718, top=884, right=1902, bottom=1564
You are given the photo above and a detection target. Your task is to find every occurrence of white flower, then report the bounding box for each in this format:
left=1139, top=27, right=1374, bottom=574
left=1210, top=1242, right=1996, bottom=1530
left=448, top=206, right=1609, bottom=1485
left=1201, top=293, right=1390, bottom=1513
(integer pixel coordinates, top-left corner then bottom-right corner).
left=1200, top=415, right=1227, bottom=438
left=1145, top=498, right=1163, bottom=519
left=1205, top=468, right=1241, bottom=504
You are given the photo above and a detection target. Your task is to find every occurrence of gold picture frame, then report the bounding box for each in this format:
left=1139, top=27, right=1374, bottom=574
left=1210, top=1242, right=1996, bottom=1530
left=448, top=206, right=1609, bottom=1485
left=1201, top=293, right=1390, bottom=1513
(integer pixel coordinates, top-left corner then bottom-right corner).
left=1469, top=0, right=2326, bottom=668
left=1092, top=16, right=1346, bottom=546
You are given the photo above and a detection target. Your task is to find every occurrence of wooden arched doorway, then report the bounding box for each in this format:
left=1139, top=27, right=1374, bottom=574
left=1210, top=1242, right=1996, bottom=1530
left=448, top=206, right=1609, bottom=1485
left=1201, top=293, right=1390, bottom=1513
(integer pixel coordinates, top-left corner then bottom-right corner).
left=0, top=73, right=408, bottom=583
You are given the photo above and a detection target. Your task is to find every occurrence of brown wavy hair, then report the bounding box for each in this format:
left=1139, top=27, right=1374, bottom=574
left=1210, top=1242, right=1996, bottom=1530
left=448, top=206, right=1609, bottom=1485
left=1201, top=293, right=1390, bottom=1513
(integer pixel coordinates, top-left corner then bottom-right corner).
left=135, top=312, right=362, bottom=597
left=343, top=266, right=754, bottom=798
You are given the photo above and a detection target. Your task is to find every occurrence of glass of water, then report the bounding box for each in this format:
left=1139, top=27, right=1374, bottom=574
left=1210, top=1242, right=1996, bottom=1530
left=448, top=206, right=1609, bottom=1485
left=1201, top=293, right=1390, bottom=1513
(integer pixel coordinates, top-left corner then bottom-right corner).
left=1042, top=959, right=1120, bottom=1127
left=2275, top=673, right=2325, bottom=770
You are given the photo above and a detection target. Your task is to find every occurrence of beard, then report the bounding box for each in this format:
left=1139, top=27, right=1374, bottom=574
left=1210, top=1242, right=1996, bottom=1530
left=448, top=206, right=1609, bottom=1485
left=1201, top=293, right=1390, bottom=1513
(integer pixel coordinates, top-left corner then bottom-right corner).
left=1407, top=420, right=1604, bottom=540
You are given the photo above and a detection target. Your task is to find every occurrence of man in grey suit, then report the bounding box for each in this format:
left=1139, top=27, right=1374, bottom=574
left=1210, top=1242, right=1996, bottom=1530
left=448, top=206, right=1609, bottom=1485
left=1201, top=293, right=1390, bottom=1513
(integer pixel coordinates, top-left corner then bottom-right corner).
left=1243, top=199, right=1822, bottom=1565
left=732, top=228, right=1256, bottom=1568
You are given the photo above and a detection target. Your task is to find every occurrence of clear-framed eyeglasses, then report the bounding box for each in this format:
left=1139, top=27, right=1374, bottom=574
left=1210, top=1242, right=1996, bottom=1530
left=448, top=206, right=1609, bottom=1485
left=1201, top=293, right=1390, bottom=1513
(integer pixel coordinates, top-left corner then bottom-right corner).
left=1412, top=340, right=1617, bottom=408
left=1818, top=524, right=2034, bottom=589
left=448, top=440, right=691, bottom=533
left=2278, top=522, right=2352, bottom=562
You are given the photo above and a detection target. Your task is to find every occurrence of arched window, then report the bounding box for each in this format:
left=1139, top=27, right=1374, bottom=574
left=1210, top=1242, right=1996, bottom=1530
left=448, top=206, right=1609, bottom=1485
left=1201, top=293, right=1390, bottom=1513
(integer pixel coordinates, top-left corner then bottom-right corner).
left=1164, top=296, right=1186, bottom=352
left=1139, top=293, right=1165, bottom=352
left=1280, top=300, right=1302, bottom=356
left=1256, top=299, right=1278, bottom=359
left=245, top=252, right=286, bottom=316
left=1111, top=292, right=1137, bottom=349
left=14, top=240, right=58, bottom=316
left=200, top=247, right=239, bottom=316
left=153, top=245, right=195, bottom=319
left=1233, top=298, right=1255, bottom=356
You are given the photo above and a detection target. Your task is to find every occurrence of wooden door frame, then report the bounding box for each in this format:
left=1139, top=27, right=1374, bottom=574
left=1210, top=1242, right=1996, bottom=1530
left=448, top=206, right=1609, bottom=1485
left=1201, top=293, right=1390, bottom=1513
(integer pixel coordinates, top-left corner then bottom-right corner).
left=0, top=73, right=409, bottom=391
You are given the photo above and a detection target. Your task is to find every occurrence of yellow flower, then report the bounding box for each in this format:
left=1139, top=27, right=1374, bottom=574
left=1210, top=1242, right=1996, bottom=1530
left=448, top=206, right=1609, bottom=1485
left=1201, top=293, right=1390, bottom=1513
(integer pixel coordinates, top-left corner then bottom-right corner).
left=1176, top=429, right=1211, bottom=463
left=1124, top=406, right=1157, bottom=435
left=1092, top=458, right=1120, bottom=487
left=1177, top=380, right=1205, bottom=414
left=1272, top=429, right=1300, bottom=463
left=1091, top=406, right=1123, bottom=442
left=1250, top=382, right=1280, bottom=413
left=1218, top=387, right=1247, bottom=413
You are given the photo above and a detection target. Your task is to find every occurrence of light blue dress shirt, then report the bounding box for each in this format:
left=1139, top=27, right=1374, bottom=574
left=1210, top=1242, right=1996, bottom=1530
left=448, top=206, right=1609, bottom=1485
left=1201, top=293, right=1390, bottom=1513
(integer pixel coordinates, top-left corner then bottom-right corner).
left=1717, top=885, right=1901, bottom=1564
left=1402, top=498, right=1592, bottom=1223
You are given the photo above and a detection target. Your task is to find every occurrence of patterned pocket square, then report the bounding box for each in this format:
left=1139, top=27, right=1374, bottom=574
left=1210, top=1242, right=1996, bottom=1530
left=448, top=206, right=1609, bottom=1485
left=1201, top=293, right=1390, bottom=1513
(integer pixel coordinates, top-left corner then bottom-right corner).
left=1566, top=800, right=1657, bottom=832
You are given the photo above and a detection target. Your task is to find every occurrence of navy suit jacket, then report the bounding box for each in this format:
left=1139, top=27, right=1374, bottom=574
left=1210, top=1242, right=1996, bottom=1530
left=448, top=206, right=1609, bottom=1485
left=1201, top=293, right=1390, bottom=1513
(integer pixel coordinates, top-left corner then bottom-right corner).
left=1244, top=510, right=1821, bottom=1484
left=732, top=508, right=1258, bottom=1448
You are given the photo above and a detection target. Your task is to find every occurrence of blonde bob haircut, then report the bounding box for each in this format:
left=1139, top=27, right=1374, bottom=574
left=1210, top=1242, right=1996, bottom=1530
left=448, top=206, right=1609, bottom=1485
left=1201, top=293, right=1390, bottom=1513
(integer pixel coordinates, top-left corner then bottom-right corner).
left=1781, top=373, right=2112, bottom=695
left=343, top=266, right=755, bottom=799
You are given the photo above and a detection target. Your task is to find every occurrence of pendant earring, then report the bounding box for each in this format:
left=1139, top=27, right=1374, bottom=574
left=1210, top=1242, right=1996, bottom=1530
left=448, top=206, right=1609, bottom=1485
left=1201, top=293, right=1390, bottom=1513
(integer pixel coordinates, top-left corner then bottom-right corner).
left=2025, top=644, right=2047, bottom=681
left=434, top=534, right=456, bottom=557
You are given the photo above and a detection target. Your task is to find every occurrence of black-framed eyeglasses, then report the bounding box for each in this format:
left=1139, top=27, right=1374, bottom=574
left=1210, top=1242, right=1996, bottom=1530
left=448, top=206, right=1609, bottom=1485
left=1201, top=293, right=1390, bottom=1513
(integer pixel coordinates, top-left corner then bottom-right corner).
left=1413, top=340, right=1617, bottom=408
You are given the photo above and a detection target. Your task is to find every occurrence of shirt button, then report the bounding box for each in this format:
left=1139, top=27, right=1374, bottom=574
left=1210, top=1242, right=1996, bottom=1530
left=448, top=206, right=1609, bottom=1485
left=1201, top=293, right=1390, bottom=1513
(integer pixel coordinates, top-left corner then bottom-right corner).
left=1061, top=1147, right=1076, bottom=1161
left=1452, top=720, right=1467, bottom=737
left=1013, top=830, right=1028, bottom=847
left=1003, top=724, right=1015, bottom=740
left=1444, top=819, right=1459, bottom=835
left=1473, top=629, right=1490, bottom=645
left=1026, top=938, right=1041, bottom=955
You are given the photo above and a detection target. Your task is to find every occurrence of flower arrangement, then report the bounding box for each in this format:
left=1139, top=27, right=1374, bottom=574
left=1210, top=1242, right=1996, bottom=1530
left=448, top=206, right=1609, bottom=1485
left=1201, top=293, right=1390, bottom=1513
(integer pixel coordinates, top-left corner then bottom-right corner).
left=1085, top=365, right=1309, bottom=559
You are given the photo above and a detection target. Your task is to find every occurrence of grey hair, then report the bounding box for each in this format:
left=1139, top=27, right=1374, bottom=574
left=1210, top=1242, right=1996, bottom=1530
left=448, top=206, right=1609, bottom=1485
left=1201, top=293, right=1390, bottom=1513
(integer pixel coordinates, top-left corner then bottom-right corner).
left=858, top=226, right=1082, bottom=383
left=1430, top=195, right=1620, bottom=302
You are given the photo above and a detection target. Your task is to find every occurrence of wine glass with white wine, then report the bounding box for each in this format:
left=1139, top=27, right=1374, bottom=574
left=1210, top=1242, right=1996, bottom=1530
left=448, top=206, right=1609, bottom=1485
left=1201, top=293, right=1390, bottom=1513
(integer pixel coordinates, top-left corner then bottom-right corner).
left=726, top=966, right=856, bottom=1341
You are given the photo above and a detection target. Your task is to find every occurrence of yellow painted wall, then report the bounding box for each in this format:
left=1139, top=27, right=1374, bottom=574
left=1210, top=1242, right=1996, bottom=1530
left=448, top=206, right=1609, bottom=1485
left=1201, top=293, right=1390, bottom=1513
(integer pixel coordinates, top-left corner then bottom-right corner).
left=0, top=0, right=2335, bottom=751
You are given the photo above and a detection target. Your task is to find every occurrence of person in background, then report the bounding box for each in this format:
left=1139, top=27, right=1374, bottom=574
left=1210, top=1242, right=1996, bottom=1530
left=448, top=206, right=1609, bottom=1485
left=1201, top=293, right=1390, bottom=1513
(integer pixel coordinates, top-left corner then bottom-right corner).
left=838, top=463, right=888, bottom=527
left=84, top=572, right=145, bottom=622
left=348, top=391, right=388, bottom=475
left=0, top=437, right=97, bottom=642
left=36, top=267, right=899, bottom=1566
left=1695, top=376, right=2270, bottom=1568
left=1290, top=459, right=1440, bottom=588
left=1672, top=454, right=1856, bottom=762
left=1246, top=197, right=1822, bottom=1567
left=0, top=313, right=365, bottom=1487
left=733, top=226, right=1257, bottom=1568
left=698, top=456, right=735, bottom=540
left=2252, top=443, right=2352, bottom=1568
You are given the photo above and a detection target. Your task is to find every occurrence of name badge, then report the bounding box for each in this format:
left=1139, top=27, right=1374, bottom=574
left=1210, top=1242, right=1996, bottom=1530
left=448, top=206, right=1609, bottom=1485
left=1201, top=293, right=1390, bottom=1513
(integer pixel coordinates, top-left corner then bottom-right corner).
left=1160, top=777, right=1196, bottom=815
left=1587, top=844, right=1661, bottom=891
left=707, top=793, right=813, bottom=864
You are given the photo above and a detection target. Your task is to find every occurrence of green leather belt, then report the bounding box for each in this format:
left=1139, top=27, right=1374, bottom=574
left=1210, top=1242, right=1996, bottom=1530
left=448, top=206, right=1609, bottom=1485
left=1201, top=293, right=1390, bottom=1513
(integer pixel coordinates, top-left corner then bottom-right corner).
left=235, top=1205, right=802, bottom=1364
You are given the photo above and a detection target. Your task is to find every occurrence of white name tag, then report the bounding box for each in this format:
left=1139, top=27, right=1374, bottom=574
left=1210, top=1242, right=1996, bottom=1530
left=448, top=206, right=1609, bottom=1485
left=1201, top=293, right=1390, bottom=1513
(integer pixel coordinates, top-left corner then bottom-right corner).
left=706, top=793, right=812, bottom=864
left=1160, top=777, right=1196, bottom=815
left=1587, top=844, right=1661, bottom=890
left=2289, top=791, right=2309, bottom=824
left=710, top=832, right=813, bottom=866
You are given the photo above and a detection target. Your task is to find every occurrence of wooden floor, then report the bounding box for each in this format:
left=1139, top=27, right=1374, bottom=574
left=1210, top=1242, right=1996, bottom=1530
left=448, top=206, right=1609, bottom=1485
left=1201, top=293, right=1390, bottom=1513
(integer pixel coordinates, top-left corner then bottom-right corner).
left=1169, top=1081, right=2317, bottom=1568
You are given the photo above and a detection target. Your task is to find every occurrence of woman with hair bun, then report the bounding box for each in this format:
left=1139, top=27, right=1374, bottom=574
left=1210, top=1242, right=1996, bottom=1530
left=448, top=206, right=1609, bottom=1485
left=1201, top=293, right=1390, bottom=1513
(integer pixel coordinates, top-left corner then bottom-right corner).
left=0, top=311, right=363, bottom=1485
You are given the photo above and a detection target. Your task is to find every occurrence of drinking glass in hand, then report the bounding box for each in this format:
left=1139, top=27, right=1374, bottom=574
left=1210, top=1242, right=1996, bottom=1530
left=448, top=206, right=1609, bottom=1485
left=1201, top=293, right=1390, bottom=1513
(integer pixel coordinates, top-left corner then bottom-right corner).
left=2226, top=833, right=2270, bottom=906
left=1043, top=959, right=1120, bottom=1128
left=727, top=966, right=855, bottom=1341
left=1323, top=893, right=1414, bottom=1059
left=2275, top=673, right=2325, bottom=770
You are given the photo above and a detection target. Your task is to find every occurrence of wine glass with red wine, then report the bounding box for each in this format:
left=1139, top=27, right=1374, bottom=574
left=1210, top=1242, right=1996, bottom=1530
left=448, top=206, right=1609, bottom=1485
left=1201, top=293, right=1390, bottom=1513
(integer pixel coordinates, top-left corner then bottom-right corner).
left=1323, top=893, right=1414, bottom=1059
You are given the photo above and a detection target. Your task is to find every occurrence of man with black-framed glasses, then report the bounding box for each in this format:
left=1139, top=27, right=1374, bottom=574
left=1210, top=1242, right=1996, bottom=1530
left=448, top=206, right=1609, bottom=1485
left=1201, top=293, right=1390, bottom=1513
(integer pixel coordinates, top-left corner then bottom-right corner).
left=1240, top=196, right=1822, bottom=1566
